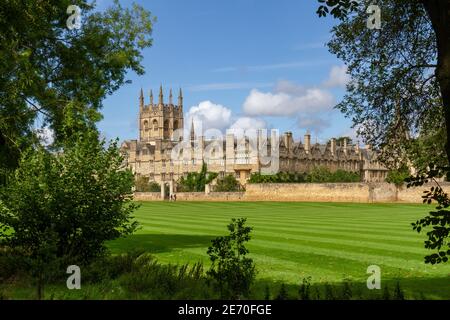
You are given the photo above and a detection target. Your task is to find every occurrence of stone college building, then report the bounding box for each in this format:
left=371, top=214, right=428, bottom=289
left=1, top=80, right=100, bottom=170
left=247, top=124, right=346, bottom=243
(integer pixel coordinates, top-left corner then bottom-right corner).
left=121, top=87, right=388, bottom=186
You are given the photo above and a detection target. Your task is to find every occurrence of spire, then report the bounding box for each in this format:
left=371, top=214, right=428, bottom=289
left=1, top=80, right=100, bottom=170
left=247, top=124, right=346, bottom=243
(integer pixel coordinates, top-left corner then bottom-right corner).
left=139, top=88, right=144, bottom=110
left=150, top=89, right=153, bottom=105
left=169, top=88, right=173, bottom=105
left=190, top=118, right=195, bottom=141
left=159, top=84, right=163, bottom=105
left=178, top=88, right=183, bottom=107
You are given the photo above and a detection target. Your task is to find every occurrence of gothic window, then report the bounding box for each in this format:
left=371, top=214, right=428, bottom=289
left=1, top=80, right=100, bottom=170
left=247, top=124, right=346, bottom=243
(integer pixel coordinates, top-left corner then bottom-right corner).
left=174, top=120, right=179, bottom=130
left=164, top=120, right=169, bottom=139
left=152, top=119, right=158, bottom=131
left=143, top=120, right=149, bottom=131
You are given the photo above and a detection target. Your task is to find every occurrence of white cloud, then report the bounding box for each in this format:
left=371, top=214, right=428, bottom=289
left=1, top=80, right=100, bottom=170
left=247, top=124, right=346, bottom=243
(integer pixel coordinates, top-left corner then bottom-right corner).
left=242, top=82, right=334, bottom=117
left=274, top=80, right=307, bottom=96
left=230, top=117, right=266, bottom=131
left=323, top=65, right=350, bottom=88
left=187, top=100, right=232, bottom=132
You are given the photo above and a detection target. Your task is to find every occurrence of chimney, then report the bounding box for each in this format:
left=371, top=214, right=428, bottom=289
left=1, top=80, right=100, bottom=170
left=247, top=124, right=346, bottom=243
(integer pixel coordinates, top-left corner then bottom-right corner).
left=283, top=132, right=292, bottom=151
left=304, top=132, right=311, bottom=153
left=343, top=137, right=348, bottom=156
left=331, top=138, right=336, bottom=156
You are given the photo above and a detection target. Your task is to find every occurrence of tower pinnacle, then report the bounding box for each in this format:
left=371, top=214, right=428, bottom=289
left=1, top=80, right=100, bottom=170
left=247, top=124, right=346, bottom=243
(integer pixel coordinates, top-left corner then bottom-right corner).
left=139, top=88, right=144, bottom=110
left=190, top=118, right=195, bottom=141
left=169, top=88, right=173, bottom=105
left=159, top=84, right=163, bottom=105
left=178, top=88, right=183, bottom=107
left=150, top=89, right=153, bottom=105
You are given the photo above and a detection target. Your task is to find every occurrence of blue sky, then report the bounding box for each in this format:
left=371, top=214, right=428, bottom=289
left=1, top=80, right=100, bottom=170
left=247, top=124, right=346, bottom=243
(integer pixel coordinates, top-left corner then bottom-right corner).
left=95, top=0, right=355, bottom=144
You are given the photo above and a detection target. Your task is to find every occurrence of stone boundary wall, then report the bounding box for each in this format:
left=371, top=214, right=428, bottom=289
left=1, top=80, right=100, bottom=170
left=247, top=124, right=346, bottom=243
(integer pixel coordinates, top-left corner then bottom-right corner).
left=397, top=182, right=450, bottom=203
left=245, top=183, right=372, bottom=202
left=134, top=183, right=450, bottom=203
left=134, top=191, right=245, bottom=201
left=170, top=192, right=245, bottom=201
left=134, top=192, right=160, bottom=201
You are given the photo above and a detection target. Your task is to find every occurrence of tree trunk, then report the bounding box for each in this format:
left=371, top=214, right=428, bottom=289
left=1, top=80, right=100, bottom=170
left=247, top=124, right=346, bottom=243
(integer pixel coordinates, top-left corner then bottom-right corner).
left=421, top=0, right=450, bottom=163
left=37, top=274, right=43, bottom=300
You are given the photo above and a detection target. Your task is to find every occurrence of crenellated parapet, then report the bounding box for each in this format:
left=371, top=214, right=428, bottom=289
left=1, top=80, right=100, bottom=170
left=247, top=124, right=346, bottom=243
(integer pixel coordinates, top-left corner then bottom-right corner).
left=138, top=86, right=184, bottom=142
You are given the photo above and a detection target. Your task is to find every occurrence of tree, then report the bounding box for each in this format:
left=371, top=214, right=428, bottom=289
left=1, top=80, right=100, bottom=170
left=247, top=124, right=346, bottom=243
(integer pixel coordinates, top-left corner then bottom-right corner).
left=406, top=168, right=450, bottom=264
left=316, top=0, right=450, bottom=264
left=335, top=136, right=352, bottom=147
left=316, top=0, right=450, bottom=163
left=206, top=218, right=256, bottom=299
left=0, top=128, right=139, bottom=298
left=177, top=162, right=218, bottom=192
left=0, top=0, right=155, bottom=174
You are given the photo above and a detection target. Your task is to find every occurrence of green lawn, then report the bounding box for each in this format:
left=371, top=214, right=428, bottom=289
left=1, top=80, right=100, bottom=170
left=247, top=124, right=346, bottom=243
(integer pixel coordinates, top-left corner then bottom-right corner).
left=108, top=202, right=450, bottom=299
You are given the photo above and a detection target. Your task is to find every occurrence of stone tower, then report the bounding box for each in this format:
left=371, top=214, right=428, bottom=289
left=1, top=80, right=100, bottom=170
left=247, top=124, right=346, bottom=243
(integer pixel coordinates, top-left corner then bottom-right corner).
left=138, top=86, right=184, bottom=142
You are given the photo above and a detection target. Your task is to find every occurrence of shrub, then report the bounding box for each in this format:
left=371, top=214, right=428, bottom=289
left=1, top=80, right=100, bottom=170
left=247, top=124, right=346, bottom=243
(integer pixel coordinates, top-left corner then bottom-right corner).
left=324, top=283, right=335, bottom=300
left=393, top=281, right=405, bottom=300
left=309, top=167, right=360, bottom=183
left=382, top=285, right=391, bottom=300
left=341, top=279, right=353, bottom=300
left=214, top=175, right=243, bottom=192
left=118, top=253, right=210, bottom=299
left=385, top=166, right=410, bottom=187
left=0, top=249, right=28, bottom=281
left=177, top=163, right=217, bottom=192
left=264, top=285, right=271, bottom=300
left=298, top=277, right=312, bottom=300
left=248, top=172, right=307, bottom=183
left=206, top=218, right=256, bottom=299
left=135, top=176, right=160, bottom=192
left=148, top=182, right=161, bottom=192
left=0, top=130, right=139, bottom=298
left=275, top=284, right=289, bottom=300
left=248, top=167, right=360, bottom=183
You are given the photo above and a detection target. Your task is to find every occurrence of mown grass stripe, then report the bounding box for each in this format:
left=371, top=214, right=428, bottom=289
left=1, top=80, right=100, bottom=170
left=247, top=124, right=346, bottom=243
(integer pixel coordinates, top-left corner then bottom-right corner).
left=108, top=202, right=450, bottom=299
